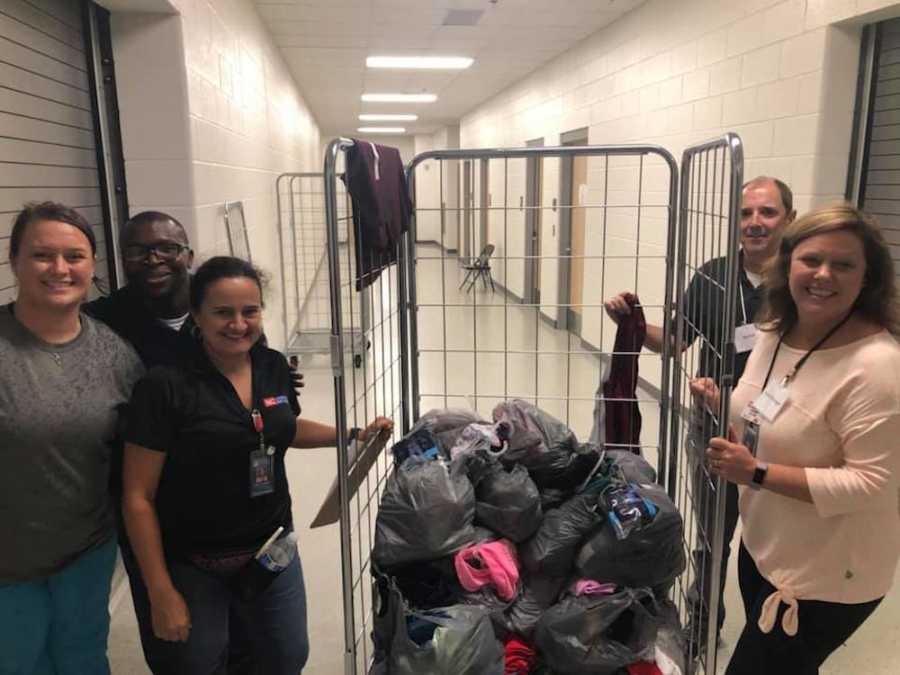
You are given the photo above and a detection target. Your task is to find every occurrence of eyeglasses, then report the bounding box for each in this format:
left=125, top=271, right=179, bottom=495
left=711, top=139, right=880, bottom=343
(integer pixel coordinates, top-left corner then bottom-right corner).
left=123, top=242, right=189, bottom=262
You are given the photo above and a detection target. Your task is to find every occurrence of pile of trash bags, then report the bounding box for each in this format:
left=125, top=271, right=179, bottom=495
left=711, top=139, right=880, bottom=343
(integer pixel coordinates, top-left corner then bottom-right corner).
left=369, top=400, right=687, bottom=675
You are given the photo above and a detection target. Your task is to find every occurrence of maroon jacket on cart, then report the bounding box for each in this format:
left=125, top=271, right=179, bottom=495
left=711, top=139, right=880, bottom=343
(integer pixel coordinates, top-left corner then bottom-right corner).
left=590, top=293, right=646, bottom=453
left=344, top=140, right=412, bottom=290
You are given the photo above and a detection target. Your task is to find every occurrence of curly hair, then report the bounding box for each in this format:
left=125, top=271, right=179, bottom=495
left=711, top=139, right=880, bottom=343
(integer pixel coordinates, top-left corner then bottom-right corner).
left=757, top=203, right=900, bottom=335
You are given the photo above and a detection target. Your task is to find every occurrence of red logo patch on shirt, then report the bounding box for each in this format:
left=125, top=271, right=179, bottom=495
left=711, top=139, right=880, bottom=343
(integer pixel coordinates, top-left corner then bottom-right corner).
left=263, top=395, right=289, bottom=408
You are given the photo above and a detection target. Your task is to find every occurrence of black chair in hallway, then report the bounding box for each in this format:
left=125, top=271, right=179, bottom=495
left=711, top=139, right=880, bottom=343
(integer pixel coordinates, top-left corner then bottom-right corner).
left=459, top=244, right=496, bottom=293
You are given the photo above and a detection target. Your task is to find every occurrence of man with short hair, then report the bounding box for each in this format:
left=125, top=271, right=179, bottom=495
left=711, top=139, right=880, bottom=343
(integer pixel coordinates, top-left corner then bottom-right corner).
left=85, top=211, right=195, bottom=366
left=604, top=176, right=796, bottom=650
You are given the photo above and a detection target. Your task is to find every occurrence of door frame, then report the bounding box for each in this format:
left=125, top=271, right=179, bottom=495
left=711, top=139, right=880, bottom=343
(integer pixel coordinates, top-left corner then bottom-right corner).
left=479, top=158, right=489, bottom=255
left=524, top=138, right=544, bottom=304
left=558, top=127, right=589, bottom=332
left=462, top=160, right=473, bottom=261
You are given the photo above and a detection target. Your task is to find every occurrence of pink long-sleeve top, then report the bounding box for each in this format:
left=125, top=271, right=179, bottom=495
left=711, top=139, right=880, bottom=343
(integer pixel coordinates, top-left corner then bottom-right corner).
left=730, top=329, right=900, bottom=612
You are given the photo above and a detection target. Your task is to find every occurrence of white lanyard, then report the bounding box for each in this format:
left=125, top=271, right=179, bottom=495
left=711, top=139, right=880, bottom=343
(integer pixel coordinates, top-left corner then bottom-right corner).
left=738, top=280, right=747, bottom=325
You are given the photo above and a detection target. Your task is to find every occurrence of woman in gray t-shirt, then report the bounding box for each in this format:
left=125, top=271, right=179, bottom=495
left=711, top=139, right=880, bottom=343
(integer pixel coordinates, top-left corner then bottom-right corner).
left=0, top=202, right=143, bottom=675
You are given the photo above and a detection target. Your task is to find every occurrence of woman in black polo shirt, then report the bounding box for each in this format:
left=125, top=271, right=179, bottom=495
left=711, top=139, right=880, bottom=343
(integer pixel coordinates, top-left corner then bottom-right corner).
left=121, top=256, right=391, bottom=675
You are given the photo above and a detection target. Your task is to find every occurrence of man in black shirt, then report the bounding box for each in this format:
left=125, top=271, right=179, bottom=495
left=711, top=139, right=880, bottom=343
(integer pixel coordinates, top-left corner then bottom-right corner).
left=84, top=211, right=195, bottom=366
left=604, top=176, right=796, bottom=649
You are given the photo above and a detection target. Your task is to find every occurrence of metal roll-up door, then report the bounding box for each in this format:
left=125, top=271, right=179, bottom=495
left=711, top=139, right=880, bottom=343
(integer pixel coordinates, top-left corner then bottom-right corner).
left=0, top=0, right=112, bottom=302
left=857, top=18, right=900, bottom=277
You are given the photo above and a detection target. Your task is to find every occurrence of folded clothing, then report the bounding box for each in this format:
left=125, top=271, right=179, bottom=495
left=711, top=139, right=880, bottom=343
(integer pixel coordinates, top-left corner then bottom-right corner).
left=455, top=539, right=520, bottom=602
left=571, top=579, right=616, bottom=597
left=504, top=636, right=537, bottom=674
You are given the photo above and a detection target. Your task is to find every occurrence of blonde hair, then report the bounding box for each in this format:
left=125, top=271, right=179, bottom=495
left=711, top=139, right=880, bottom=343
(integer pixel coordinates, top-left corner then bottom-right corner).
left=757, top=203, right=900, bottom=335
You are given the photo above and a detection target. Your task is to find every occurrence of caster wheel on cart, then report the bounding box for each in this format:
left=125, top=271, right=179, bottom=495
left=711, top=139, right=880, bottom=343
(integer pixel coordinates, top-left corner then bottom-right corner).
left=354, top=354, right=363, bottom=368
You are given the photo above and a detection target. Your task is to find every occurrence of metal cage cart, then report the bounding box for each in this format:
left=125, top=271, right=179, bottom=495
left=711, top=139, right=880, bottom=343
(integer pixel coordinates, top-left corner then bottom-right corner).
left=322, top=136, right=742, bottom=675
left=276, top=171, right=369, bottom=367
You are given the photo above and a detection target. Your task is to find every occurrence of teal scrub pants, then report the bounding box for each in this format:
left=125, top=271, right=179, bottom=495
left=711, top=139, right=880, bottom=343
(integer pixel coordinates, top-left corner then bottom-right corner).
left=0, top=537, right=117, bottom=675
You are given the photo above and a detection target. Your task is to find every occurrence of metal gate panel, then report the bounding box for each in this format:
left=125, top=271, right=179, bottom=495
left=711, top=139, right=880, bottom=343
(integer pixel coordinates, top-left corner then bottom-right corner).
left=322, top=140, right=409, bottom=675
left=668, top=133, right=744, bottom=674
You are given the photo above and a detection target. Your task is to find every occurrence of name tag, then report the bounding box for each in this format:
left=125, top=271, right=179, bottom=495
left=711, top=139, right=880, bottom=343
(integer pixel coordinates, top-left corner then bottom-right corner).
left=734, top=323, right=758, bottom=354
left=751, top=380, right=789, bottom=423
left=250, top=446, right=276, bottom=497
left=742, top=419, right=760, bottom=456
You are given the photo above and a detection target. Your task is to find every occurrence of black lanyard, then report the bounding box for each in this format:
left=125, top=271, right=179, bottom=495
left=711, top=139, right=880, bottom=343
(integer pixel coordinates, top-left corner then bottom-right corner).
left=762, top=312, right=853, bottom=390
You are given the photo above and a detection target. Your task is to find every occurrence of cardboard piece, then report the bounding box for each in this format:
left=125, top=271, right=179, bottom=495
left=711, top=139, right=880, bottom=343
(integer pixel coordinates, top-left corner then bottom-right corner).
left=310, top=434, right=389, bottom=528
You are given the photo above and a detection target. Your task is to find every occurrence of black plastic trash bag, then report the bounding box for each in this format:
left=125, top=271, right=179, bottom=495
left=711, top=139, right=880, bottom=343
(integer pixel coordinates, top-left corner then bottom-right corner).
left=575, top=482, right=685, bottom=592
left=412, top=408, right=487, bottom=457
left=371, top=574, right=504, bottom=674
left=391, top=605, right=505, bottom=674
left=655, top=599, right=686, bottom=675
left=373, top=456, right=476, bottom=568
left=389, top=557, right=462, bottom=611
left=605, top=449, right=657, bottom=485
left=520, top=492, right=604, bottom=577
left=534, top=587, right=660, bottom=675
left=494, top=573, right=567, bottom=640
left=450, top=421, right=510, bottom=460
left=492, top=400, right=600, bottom=490
left=475, top=463, right=543, bottom=543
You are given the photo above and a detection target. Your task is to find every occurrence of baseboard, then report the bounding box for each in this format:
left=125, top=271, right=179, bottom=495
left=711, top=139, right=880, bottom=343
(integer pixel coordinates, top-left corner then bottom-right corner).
left=415, top=239, right=458, bottom=254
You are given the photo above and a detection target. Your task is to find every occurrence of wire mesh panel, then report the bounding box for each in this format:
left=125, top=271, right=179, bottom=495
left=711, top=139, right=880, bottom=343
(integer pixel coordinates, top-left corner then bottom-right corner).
left=667, top=134, right=744, bottom=674
left=276, top=171, right=369, bottom=364
left=322, top=139, right=409, bottom=675
left=407, top=145, right=679, bottom=467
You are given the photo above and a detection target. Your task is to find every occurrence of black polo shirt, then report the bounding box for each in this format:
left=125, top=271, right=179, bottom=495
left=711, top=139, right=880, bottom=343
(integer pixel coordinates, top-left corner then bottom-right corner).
left=125, top=340, right=300, bottom=557
left=681, top=251, right=764, bottom=383
left=84, top=284, right=194, bottom=369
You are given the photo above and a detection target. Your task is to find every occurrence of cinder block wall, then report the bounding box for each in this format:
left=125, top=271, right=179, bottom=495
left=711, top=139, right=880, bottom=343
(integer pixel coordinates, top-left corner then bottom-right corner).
left=459, top=0, right=900, bottom=378
left=112, top=0, right=321, bottom=350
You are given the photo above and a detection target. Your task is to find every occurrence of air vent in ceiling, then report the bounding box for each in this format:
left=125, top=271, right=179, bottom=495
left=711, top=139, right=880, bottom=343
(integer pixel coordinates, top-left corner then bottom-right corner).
left=442, top=9, right=484, bottom=26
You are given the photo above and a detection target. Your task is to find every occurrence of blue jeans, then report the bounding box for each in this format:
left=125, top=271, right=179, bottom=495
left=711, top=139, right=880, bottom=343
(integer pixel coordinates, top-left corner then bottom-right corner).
left=118, top=533, right=257, bottom=674
left=0, top=537, right=117, bottom=675
left=130, top=553, right=309, bottom=675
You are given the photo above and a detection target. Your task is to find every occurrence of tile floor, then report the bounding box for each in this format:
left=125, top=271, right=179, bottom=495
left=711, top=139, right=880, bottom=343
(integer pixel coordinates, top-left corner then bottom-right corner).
left=108, top=246, right=900, bottom=674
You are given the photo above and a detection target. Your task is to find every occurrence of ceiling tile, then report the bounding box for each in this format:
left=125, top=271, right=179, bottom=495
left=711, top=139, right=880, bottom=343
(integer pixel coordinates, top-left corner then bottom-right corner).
left=253, top=0, right=648, bottom=136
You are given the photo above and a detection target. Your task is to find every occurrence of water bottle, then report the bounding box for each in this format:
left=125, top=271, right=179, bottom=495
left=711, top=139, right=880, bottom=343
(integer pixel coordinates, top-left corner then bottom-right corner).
left=258, top=531, right=297, bottom=573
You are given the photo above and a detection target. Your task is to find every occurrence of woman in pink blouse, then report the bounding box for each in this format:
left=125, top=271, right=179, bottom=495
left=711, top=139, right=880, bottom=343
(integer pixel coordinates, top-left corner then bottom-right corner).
left=702, top=203, right=900, bottom=674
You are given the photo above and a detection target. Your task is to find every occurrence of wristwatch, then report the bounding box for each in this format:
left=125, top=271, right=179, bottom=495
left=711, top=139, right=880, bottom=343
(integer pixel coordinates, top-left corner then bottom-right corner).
left=749, top=460, right=769, bottom=490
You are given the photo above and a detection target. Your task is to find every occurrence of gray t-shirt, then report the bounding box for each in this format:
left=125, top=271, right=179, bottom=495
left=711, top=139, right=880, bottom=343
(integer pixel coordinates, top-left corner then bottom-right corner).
left=0, top=305, right=143, bottom=584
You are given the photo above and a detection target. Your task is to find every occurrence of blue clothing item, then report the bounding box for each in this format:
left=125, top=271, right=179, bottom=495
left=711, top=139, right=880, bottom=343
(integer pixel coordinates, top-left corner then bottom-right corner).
left=129, top=553, right=309, bottom=675
left=0, top=537, right=117, bottom=675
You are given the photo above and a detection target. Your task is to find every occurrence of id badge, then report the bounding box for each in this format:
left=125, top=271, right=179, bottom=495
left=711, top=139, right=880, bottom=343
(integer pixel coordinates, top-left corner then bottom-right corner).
left=751, top=380, right=789, bottom=423
left=249, top=446, right=276, bottom=497
left=734, top=323, right=758, bottom=354
left=742, top=419, right=760, bottom=457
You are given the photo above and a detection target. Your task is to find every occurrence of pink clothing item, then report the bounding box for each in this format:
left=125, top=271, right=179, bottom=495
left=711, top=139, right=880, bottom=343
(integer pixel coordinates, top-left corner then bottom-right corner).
left=731, top=329, right=900, bottom=633
left=571, top=579, right=616, bottom=596
left=455, top=539, right=520, bottom=602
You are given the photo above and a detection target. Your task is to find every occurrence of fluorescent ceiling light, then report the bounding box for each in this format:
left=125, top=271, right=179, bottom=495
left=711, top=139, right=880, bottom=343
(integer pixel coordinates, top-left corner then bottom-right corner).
left=361, top=93, right=437, bottom=103
left=359, top=113, right=418, bottom=122
left=358, top=126, right=406, bottom=134
left=367, top=56, right=474, bottom=70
